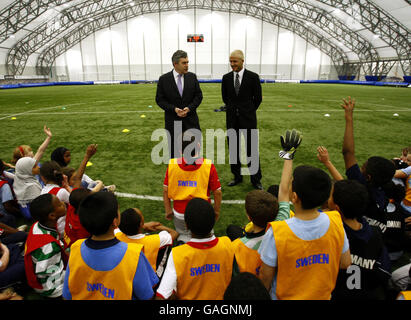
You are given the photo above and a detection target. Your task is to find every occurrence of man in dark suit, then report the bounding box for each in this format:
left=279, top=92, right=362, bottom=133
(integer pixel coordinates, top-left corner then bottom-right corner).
left=222, top=50, right=263, bottom=189
left=155, top=50, right=203, bottom=159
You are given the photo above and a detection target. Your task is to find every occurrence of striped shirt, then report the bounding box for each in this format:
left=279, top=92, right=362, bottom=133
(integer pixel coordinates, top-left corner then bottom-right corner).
left=30, top=222, right=66, bottom=298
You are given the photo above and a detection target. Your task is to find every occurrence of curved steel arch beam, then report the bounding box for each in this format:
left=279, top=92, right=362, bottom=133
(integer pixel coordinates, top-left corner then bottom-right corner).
left=36, top=0, right=348, bottom=75
left=0, top=0, right=72, bottom=44
left=9, top=0, right=349, bottom=75
left=313, top=0, right=411, bottom=74
left=256, top=0, right=379, bottom=62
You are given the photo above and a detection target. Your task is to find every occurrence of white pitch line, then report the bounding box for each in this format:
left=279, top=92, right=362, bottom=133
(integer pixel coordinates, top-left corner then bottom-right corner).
left=115, top=191, right=245, bottom=204
left=2, top=109, right=411, bottom=117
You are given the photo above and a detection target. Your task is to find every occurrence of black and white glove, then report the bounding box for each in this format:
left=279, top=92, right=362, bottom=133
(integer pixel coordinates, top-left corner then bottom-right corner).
left=279, top=129, right=302, bottom=160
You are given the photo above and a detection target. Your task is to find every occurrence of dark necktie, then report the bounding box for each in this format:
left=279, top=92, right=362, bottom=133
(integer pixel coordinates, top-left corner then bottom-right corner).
left=235, top=73, right=240, bottom=95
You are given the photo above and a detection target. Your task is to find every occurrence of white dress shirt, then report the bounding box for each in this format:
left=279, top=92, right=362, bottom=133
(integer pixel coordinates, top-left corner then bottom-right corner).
left=173, top=69, right=184, bottom=91
left=233, top=67, right=245, bottom=87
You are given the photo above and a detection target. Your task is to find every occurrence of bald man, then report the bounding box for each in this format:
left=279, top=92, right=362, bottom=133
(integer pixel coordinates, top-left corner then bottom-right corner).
left=221, top=50, right=263, bottom=189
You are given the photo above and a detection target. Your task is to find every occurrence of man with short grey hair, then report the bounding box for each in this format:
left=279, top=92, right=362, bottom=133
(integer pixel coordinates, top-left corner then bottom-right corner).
left=222, top=49, right=263, bottom=190
left=156, top=50, right=203, bottom=159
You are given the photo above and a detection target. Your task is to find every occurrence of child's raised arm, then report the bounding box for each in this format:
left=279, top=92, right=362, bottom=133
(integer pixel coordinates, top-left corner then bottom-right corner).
left=317, top=146, right=343, bottom=181
left=71, top=144, right=98, bottom=189
left=33, top=125, right=52, bottom=163
left=341, top=96, right=357, bottom=170
left=278, top=129, right=302, bottom=203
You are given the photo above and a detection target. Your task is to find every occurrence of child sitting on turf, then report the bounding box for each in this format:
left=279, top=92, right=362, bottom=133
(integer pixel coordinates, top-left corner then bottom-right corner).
left=156, top=198, right=235, bottom=300
left=51, top=146, right=115, bottom=192
left=40, top=161, right=71, bottom=237
left=63, top=188, right=91, bottom=251
left=383, top=181, right=409, bottom=261
left=330, top=179, right=391, bottom=300
left=62, top=144, right=99, bottom=250
left=11, top=125, right=52, bottom=167
left=258, top=163, right=351, bottom=300
left=0, top=159, right=21, bottom=224
left=62, top=167, right=104, bottom=192
left=63, top=192, right=158, bottom=300
left=24, top=193, right=68, bottom=299
left=341, top=96, right=395, bottom=234
left=393, top=154, right=411, bottom=216
left=12, top=157, right=42, bottom=220
left=115, top=207, right=178, bottom=277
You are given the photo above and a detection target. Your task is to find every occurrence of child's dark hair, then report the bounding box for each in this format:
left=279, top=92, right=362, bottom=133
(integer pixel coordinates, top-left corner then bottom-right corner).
left=79, top=191, right=118, bottom=236
left=184, top=198, right=215, bottom=237
left=119, top=208, right=142, bottom=236
left=364, top=156, right=395, bottom=187
left=333, top=180, right=368, bottom=220
left=292, top=165, right=331, bottom=210
left=224, top=272, right=271, bottom=300
left=383, top=181, right=405, bottom=203
left=51, top=147, right=69, bottom=167
left=267, top=184, right=279, bottom=198
left=69, top=188, right=91, bottom=214
left=40, top=161, right=64, bottom=185
left=0, top=159, right=4, bottom=173
left=245, top=190, right=278, bottom=228
left=30, top=194, right=54, bottom=223
left=62, top=167, right=75, bottom=182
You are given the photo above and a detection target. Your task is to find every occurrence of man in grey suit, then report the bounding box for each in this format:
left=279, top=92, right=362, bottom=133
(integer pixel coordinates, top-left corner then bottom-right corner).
left=155, top=50, right=203, bottom=159
left=222, top=50, right=263, bottom=189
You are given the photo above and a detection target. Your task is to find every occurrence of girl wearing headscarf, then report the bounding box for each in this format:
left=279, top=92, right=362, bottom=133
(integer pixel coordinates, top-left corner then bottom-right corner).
left=12, top=157, right=42, bottom=220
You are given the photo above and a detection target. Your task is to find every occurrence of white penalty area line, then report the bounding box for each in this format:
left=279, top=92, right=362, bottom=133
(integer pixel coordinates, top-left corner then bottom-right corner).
left=115, top=191, right=245, bottom=205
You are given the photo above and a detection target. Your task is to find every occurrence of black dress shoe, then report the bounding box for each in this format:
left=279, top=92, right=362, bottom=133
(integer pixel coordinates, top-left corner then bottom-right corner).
left=228, top=179, right=242, bottom=187
left=252, top=182, right=263, bottom=190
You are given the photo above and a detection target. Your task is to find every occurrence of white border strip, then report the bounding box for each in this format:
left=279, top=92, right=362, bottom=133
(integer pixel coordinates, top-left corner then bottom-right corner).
left=115, top=191, right=245, bottom=204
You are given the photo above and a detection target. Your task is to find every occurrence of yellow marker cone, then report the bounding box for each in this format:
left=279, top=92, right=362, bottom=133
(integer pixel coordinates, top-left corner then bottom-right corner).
left=140, top=114, right=146, bottom=118
left=122, top=129, right=130, bottom=133
left=86, top=161, right=93, bottom=167
left=11, top=117, right=16, bottom=120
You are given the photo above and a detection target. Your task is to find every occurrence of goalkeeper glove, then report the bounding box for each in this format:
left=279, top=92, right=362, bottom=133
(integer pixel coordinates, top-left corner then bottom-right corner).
left=279, top=129, right=302, bottom=160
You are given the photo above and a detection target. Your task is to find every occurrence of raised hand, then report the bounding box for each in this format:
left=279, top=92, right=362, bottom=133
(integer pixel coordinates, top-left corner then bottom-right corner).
left=317, top=146, right=330, bottom=164
left=43, top=125, right=52, bottom=138
left=279, top=129, right=302, bottom=160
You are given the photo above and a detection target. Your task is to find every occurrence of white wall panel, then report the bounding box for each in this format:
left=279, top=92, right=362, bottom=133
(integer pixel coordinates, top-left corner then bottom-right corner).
left=277, top=29, right=294, bottom=79
left=291, top=36, right=306, bottom=80
left=260, top=22, right=277, bottom=79
left=111, top=21, right=129, bottom=80
left=211, top=11, right=230, bottom=77
left=178, top=10, right=195, bottom=73
left=245, top=16, right=261, bottom=74
left=305, top=45, right=321, bottom=80
left=142, top=14, right=161, bottom=80
left=81, top=35, right=98, bottom=81
left=161, top=11, right=179, bottom=73
left=229, top=14, right=246, bottom=56
left=65, top=44, right=83, bottom=81
left=195, top=9, right=212, bottom=78
left=127, top=16, right=146, bottom=80
left=95, top=29, right=113, bottom=80
left=50, top=10, right=337, bottom=81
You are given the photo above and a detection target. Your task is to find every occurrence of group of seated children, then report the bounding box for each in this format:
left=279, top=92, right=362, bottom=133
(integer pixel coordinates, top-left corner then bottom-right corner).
left=1, top=96, right=411, bottom=300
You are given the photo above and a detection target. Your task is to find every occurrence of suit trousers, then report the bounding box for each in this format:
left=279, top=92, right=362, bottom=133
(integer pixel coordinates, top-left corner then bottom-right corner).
left=227, top=126, right=262, bottom=184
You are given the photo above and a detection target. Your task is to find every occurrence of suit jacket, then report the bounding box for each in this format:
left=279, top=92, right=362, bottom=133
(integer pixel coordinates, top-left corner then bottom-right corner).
left=221, top=69, right=262, bottom=129
left=155, top=70, right=203, bottom=131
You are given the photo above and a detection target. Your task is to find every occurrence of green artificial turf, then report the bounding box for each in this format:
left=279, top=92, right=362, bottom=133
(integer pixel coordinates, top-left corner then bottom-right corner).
left=1, top=83, right=410, bottom=236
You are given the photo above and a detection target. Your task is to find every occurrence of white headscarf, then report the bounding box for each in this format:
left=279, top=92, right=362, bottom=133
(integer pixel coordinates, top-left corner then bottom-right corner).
left=13, top=157, right=42, bottom=203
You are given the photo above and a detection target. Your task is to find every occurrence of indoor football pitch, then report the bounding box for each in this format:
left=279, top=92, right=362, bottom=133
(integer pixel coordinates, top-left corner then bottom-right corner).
left=1, top=82, right=410, bottom=236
